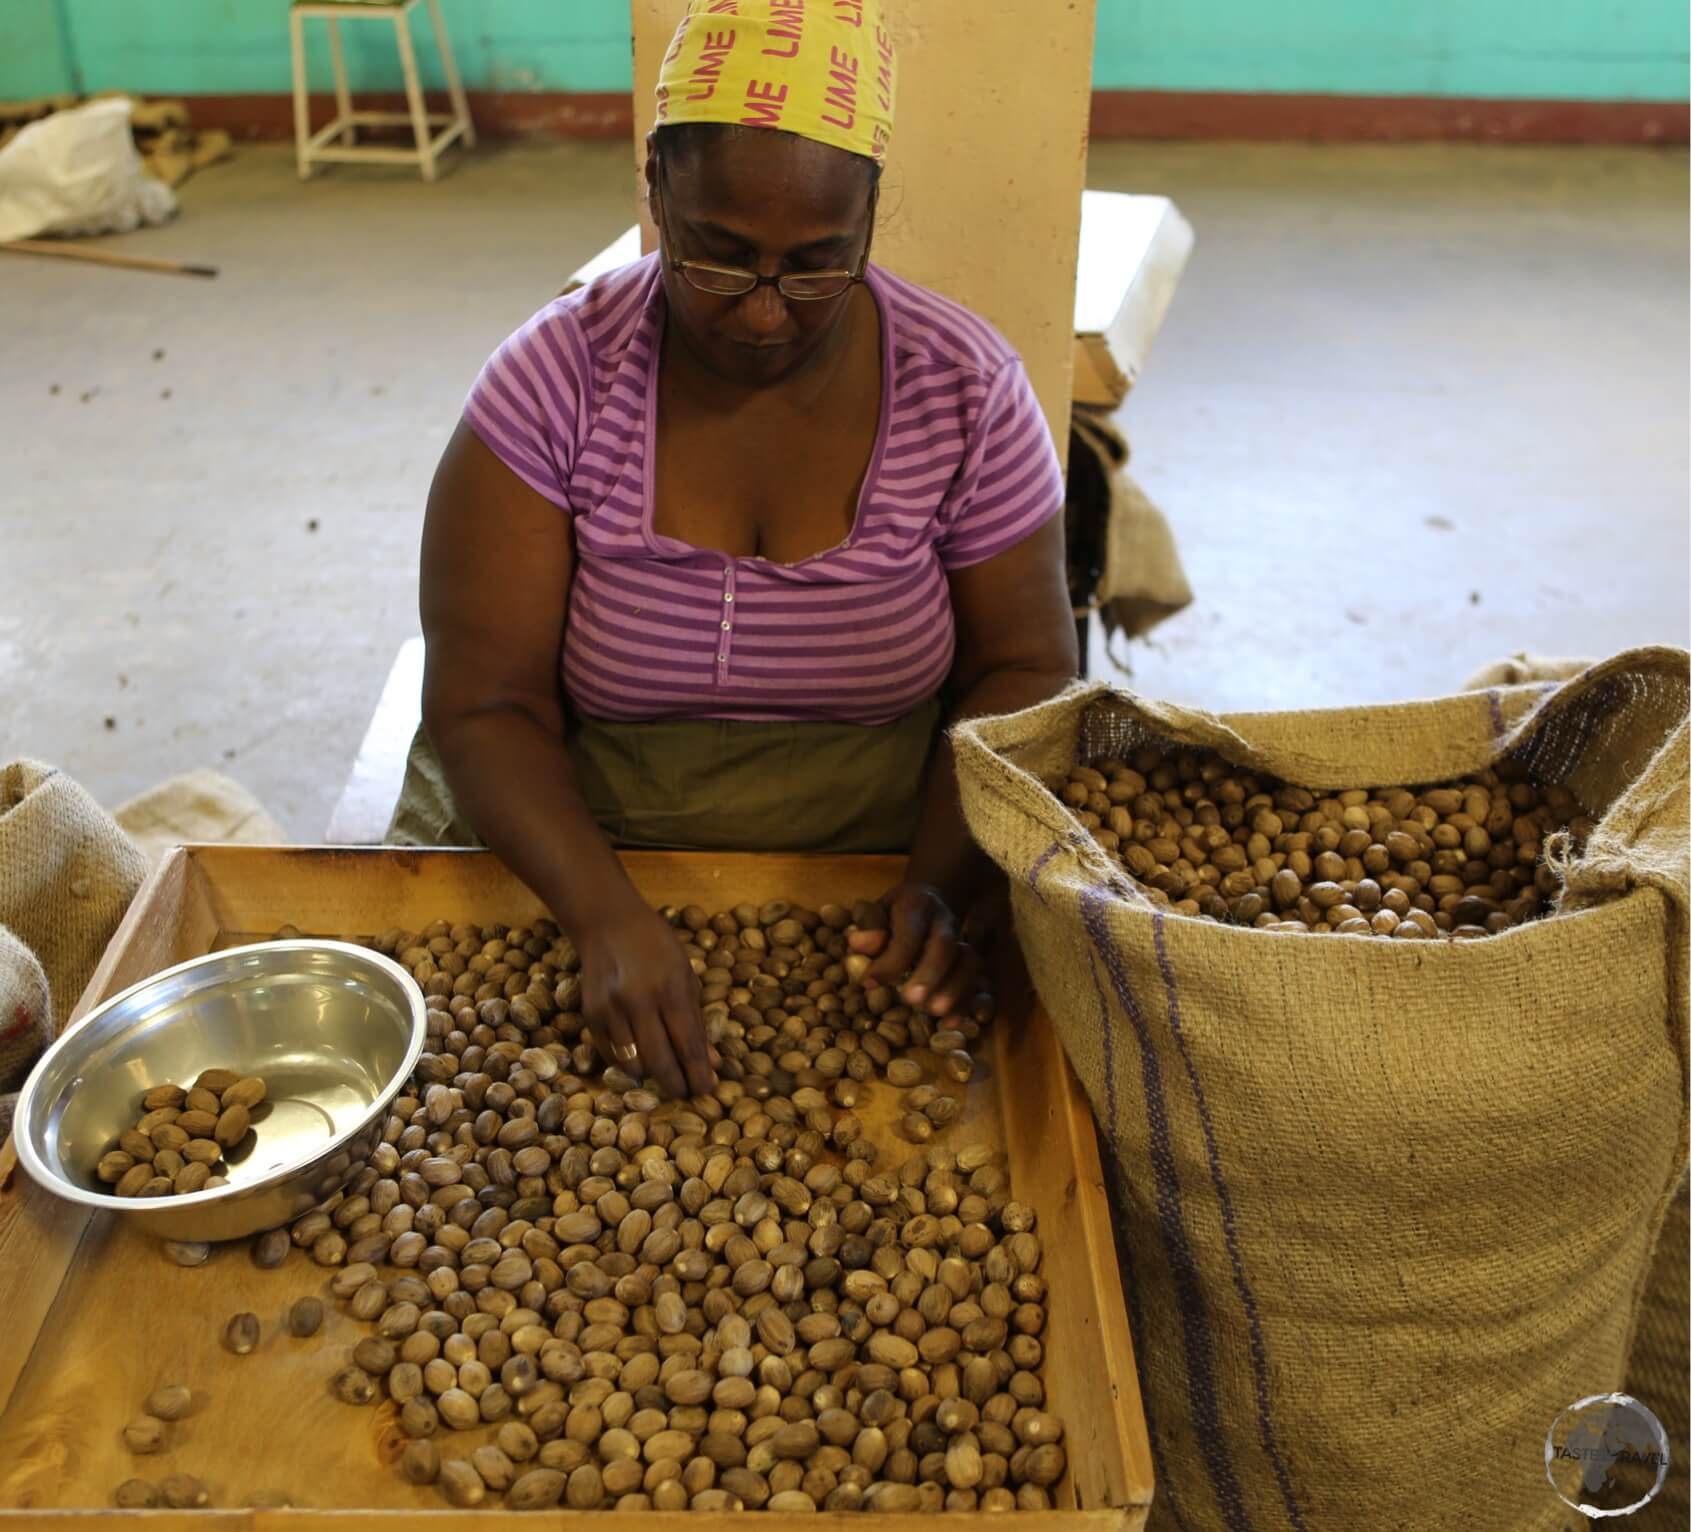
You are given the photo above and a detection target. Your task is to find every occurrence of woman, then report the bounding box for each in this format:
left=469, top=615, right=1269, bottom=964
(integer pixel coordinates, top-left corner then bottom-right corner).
left=403, top=0, right=1077, bottom=1101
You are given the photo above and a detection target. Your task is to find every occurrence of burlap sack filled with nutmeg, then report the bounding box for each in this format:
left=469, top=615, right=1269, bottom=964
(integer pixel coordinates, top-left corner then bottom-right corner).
left=0, top=760, right=148, bottom=1136
left=953, top=647, right=1689, bottom=1532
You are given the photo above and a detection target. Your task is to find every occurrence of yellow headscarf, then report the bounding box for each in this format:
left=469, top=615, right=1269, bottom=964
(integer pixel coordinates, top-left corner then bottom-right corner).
left=655, top=1, right=896, bottom=165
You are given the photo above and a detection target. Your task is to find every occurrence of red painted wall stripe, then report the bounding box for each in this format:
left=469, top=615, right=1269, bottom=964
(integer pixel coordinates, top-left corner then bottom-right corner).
left=177, top=89, right=1688, bottom=146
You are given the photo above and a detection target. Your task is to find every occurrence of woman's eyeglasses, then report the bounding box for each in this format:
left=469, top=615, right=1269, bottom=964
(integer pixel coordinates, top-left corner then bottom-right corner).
left=654, top=157, right=875, bottom=303
left=670, top=261, right=864, bottom=301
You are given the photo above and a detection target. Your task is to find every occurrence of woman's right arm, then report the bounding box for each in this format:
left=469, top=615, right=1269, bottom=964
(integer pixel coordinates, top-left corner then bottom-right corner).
left=419, top=420, right=716, bottom=1100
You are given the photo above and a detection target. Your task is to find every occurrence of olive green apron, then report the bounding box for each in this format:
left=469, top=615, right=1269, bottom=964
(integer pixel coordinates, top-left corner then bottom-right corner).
left=385, top=699, right=942, bottom=855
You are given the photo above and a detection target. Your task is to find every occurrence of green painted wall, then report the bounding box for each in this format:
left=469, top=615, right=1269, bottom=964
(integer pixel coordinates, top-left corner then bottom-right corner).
left=1096, top=0, right=1690, bottom=101
left=3, top=0, right=1686, bottom=102
left=1, top=0, right=636, bottom=99
left=2, top=0, right=78, bottom=97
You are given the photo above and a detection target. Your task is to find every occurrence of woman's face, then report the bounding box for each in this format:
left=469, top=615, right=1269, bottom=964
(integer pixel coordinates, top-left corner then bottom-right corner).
left=649, top=130, right=877, bottom=388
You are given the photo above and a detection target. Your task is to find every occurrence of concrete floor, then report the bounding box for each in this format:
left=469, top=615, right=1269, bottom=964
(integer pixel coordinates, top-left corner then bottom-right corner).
left=1, top=140, right=1685, bottom=839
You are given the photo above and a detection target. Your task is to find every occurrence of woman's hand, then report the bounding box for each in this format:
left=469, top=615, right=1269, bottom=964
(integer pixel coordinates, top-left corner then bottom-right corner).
left=576, top=902, right=718, bottom=1100
left=850, top=883, right=990, bottom=1021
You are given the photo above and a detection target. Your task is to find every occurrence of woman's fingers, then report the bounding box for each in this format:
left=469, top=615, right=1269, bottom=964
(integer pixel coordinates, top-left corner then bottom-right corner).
left=582, top=948, right=717, bottom=1101
left=924, top=941, right=982, bottom=1019
left=662, top=970, right=718, bottom=1099
left=900, top=915, right=959, bottom=1006
left=590, top=1001, right=640, bottom=1075
left=852, top=900, right=889, bottom=936
left=627, top=1000, right=687, bottom=1100
left=848, top=897, right=891, bottom=956
left=606, top=974, right=716, bottom=1103
left=865, top=895, right=934, bottom=988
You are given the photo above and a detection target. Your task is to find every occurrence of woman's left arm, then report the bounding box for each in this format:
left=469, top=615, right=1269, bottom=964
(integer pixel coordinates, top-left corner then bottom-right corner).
left=859, top=511, right=1078, bottom=1015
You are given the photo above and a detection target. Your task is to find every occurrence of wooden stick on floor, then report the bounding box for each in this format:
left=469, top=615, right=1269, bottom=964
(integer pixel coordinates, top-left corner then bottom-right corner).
left=0, top=239, right=218, bottom=277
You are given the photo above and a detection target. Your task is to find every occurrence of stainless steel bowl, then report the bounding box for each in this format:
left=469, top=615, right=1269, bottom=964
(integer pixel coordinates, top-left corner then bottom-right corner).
left=13, top=940, right=425, bottom=1243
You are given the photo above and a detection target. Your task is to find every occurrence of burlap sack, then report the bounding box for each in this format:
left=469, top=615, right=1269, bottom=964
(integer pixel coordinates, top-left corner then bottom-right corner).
left=952, top=647, right=1689, bottom=1531
left=1462, top=656, right=1688, bottom=1530
left=1464, top=652, right=1598, bottom=691
left=1067, top=407, right=1194, bottom=644
left=114, top=766, right=286, bottom=864
left=0, top=761, right=148, bottom=1132
left=0, top=925, right=50, bottom=1140
left=1621, top=1176, right=1689, bottom=1527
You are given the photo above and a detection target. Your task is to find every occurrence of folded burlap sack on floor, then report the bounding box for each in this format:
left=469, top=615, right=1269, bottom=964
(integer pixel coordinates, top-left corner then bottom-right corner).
left=1464, top=652, right=1595, bottom=690
left=114, top=766, right=286, bottom=864
left=0, top=761, right=148, bottom=1137
left=954, top=646, right=1688, bottom=1531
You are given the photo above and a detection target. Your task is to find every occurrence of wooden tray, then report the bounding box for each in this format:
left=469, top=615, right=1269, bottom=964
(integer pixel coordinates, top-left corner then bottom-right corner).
left=0, top=846, right=1153, bottom=1528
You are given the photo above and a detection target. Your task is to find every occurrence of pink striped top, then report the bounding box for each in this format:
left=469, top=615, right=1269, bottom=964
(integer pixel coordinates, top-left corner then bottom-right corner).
left=464, top=254, right=1062, bottom=725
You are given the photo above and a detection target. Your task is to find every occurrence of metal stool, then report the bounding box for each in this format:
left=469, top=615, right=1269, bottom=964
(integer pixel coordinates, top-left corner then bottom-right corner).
left=289, top=0, right=475, bottom=182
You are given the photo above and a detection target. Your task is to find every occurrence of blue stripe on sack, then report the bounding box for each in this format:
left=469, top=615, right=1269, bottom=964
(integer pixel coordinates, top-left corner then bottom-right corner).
left=1027, top=840, right=1063, bottom=906
left=1150, top=912, right=1310, bottom=1532
left=1088, top=945, right=1122, bottom=1133
left=1080, top=884, right=1257, bottom=1532
left=1086, top=947, right=1193, bottom=1532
